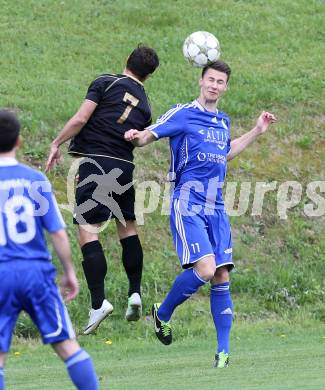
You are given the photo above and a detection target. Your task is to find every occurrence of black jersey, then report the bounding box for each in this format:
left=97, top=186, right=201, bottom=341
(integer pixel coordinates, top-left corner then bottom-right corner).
left=68, top=74, right=152, bottom=163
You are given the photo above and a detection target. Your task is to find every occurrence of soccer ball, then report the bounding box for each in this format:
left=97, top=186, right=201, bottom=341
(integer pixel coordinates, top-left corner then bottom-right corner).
left=183, top=31, right=220, bottom=68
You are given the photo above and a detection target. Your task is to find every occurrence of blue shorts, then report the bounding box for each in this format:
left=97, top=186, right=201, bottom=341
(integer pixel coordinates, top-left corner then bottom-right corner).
left=0, top=260, right=75, bottom=353
left=170, top=199, right=233, bottom=269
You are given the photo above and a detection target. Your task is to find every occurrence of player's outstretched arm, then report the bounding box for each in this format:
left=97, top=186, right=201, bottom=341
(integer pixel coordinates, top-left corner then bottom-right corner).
left=50, top=229, right=79, bottom=302
left=124, top=129, right=157, bottom=147
left=227, top=111, right=276, bottom=161
left=45, top=100, right=97, bottom=171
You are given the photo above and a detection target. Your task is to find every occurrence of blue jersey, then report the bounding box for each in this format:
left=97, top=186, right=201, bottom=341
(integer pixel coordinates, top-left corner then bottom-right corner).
left=0, top=158, right=65, bottom=262
left=149, top=100, right=231, bottom=210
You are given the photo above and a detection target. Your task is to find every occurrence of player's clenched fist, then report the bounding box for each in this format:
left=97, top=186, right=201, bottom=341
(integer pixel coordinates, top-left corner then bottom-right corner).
left=124, top=129, right=141, bottom=141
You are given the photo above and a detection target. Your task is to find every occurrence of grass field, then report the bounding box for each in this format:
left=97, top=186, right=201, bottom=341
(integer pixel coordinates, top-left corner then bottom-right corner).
left=6, top=319, right=325, bottom=389
left=1, top=0, right=325, bottom=389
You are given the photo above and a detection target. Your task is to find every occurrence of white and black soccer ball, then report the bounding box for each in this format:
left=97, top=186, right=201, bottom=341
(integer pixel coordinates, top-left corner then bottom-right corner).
left=183, top=31, right=221, bottom=68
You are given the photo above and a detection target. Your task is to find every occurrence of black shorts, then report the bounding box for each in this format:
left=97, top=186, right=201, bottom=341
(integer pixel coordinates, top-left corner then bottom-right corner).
left=73, top=156, right=135, bottom=225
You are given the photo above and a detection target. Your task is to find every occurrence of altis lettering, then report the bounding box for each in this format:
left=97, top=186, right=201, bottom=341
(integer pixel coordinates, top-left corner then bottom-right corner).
left=198, top=127, right=228, bottom=148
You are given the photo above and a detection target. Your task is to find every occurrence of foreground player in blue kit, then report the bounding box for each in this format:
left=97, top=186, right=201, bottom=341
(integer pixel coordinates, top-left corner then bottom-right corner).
left=0, top=110, right=99, bottom=389
left=125, top=61, right=276, bottom=368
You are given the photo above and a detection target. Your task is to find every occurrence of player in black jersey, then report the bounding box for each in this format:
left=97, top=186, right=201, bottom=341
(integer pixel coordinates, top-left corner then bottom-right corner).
left=46, top=46, right=159, bottom=334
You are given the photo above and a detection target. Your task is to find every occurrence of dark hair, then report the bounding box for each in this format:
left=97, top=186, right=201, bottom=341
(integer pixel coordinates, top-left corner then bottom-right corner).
left=0, top=110, right=20, bottom=152
left=202, top=60, right=231, bottom=82
left=126, top=45, right=159, bottom=80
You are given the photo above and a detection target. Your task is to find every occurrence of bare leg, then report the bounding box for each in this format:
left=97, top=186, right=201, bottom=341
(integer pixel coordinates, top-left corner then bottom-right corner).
left=0, top=353, right=7, bottom=390
left=52, top=339, right=80, bottom=360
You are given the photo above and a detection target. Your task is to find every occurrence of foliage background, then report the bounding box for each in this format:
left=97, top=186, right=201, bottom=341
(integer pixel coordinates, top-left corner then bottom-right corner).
left=1, top=0, right=324, bottom=338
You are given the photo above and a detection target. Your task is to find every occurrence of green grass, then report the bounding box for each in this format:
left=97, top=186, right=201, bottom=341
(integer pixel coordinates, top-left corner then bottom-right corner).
left=1, top=0, right=325, bottom=387
left=6, top=318, right=325, bottom=389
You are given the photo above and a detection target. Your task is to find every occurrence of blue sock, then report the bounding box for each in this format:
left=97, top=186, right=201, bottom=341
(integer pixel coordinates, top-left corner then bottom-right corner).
left=158, top=268, right=206, bottom=322
left=210, top=282, right=233, bottom=354
left=0, top=367, right=4, bottom=390
left=65, top=349, right=99, bottom=390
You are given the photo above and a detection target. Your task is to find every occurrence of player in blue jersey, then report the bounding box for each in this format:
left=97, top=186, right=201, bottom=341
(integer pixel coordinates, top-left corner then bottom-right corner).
left=0, top=110, right=99, bottom=389
left=125, top=60, right=276, bottom=368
